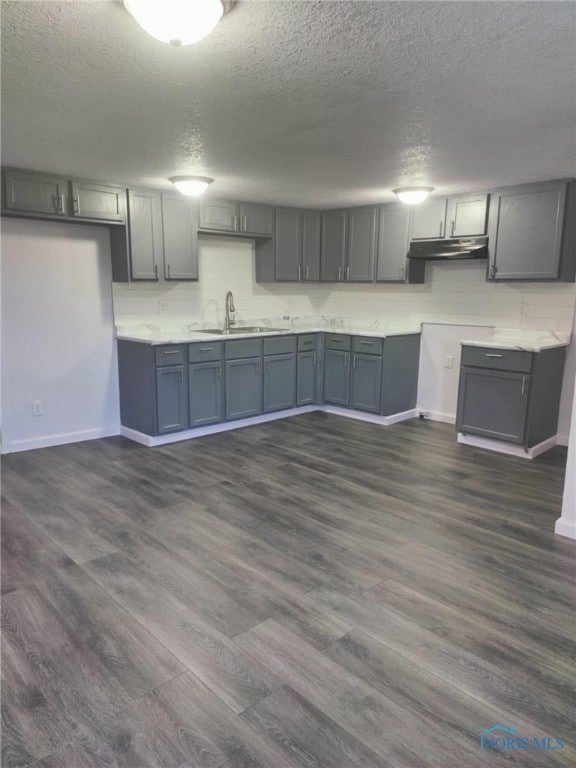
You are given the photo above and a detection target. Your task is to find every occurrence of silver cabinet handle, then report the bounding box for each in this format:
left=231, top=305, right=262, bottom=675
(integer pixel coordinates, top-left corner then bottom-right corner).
left=485, top=353, right=503, bottom=358
left=200, top=347, right=214, bottom=351
left=233, top=215, right=238, bottom=230
left=256, top=359, right=260, bottom=372
left=439, top=221, right=443, bottom=237
left=344, top=353, right=349, bottom=368
left=297, top=265, right=302, bottom=280
left=243, top=215, right=247, bottom=231
left=53, top=194, right=65, bottom=214
left=329, top=337, right=343, bottom=342
left=305, top=265, right=309, bottom=280
left=450, top=220, right=455, bottom=237
left=217, top=363, right=221, bottom=378
left=166, top=264, right=171, bottom=278
left=337, top=266, right=342, bottom=280
left=154, top=264, right=158, bottom=280
left=163, top=350, right=180, bottom=355
left=353, top=354, right=357, bottom=368
left=72, top=197, right=79, bottom=215
left=359, top=340, right=373, bottom=345
left=521, top=376, right=527, bottom=396
left=346, top=265, right=350, bottom=280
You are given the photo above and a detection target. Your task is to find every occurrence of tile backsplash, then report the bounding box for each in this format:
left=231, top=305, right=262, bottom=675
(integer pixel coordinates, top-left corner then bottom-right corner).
left=113, top=235, right=576, bottom=333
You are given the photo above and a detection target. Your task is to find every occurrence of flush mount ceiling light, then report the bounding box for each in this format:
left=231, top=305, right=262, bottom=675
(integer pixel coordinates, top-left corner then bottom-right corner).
left=393, top=186, right=434, bottom=205
left=169, top=175, right=214, bottom=196
left=123, top=0, right=234, bottom=46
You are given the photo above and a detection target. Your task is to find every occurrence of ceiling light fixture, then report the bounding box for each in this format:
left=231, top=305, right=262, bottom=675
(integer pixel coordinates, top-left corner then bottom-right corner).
left=169, top=175, right=214, bottom=196
left=393, top=186, right=434, bottom=205
left=123, top=0, right=233, bottom=46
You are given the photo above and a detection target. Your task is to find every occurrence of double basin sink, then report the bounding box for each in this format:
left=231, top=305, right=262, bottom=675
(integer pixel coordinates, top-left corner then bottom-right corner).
left=194, top=326, right=289, bottom=335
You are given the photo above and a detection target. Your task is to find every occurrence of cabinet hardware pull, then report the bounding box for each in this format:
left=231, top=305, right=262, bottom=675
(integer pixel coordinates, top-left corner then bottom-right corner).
left=154, top=264, right=158, bottom=280
left=200, top=347, right=214, bottom=351
left=359, top=340, right=373, bottom=345
left=72, top=197, right=79, bottom=215
left=346, top=265, right=350, bottom=280
left=484, top=353, right=503, bottom=358
left=164, top=350, right=180, bottom=355
left=167, top=264, right=171, bottom=278
left=243, top=215, right=247, bottom=231
left=297, top=265, right=302, bottom=280
left=521, top=376, right=527, bottom=395
left=312, top=353, right=316, bottom=366
left=337, top=266, right=342, bottom=280
left=256, top=359, right=260, bottom=372
left=450, top=219, right=455, bottom=237
left=329, top=337, right=343, bottom=342
left=344, top=353, right=349, bottom=368
left=233, top=215, right=238, bottom=230
left=439, top=221, right=443, bottom=237
left=217, top=364, right=221, bottom=377
left=305, top=265, right=309, bottom=279
left=353, top=354, right=357, bottom=368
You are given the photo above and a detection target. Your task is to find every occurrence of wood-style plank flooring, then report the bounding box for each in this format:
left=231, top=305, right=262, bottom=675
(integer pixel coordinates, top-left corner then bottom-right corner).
left=1, top=413, right=574, bottom=767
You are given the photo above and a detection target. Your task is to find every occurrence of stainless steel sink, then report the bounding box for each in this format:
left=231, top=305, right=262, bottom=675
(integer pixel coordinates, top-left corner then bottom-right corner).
left=194, top=326, right=289, bottom=335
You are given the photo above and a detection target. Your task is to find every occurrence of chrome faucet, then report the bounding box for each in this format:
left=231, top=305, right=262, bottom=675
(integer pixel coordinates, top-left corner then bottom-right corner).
left=224, top=290, right=236, bottom=333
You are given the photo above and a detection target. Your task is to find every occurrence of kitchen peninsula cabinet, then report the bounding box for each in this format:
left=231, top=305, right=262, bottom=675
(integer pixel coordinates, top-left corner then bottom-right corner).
left=456, top=344, right=565, bottom=446
left=2, top=168, right=126, bottom=223
left=487, top=180, right=575, bottom=281
left=111, top=190, right=199, bottom=282
left=199, top=200, right=274, bottom=236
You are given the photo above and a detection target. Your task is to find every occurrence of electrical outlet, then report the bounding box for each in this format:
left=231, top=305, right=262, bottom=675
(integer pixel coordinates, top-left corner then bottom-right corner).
left=444, top=354, right=454, bottom=369
left=32, top=400, right=43, bottom=416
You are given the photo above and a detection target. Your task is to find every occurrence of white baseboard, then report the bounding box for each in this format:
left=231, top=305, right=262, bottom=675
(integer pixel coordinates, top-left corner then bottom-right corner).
left=556, top=433, right=569, bottom=447
left=554, top=518, right=576, bottom=540
left=419, top=410, right=455, bottom=425
left=2, top=426, right=120, bottom=454
left=457, top=432, right=558, bottom=459
left=120, top=405, right=420, bottom=447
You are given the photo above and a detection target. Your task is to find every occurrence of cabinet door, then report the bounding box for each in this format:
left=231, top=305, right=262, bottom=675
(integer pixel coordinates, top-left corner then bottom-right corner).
left=302, top=210, right=321, bottom=281
left=198, top=201, right=238, bottom=232
left=225, top=357, right=263, bottom=420
left=274, top=207, right=302, bottom=281
left=410, top=198, right=448, bottom=239
left=156, top=365, right=187, bottom=434
left=320, top=210, right=347, bottom=281
left=376, top=204, right=410, bottom=281
left=323, top=349, right=350, bottom=406
left=3, top=169, right=68, bottom=216
left=446, top=193, right=488, bottom=238
left=487, top=182, right=567, bottom=280
left=162, top=193, right=199, bottom=280
left=381, top=334, right=421, bottom=416
left=297, top=351, right=316, bottom=405
left=346, top=206, right=378, bottom=281
left=127, top=189, right=164, bottom=280
left=263, top=353, right=296, bottom=412
left=351, top=353, right=382, bottom=413
left=71, top=181, right=125, bottom=222
left=456, top=367, right=529, bottom=444
left=240, top=203, right=274, bottom=236
left=189, top=361, right=223, bottom=427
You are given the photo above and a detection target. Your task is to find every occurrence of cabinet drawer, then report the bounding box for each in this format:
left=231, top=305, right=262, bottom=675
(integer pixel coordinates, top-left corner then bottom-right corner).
left=155, top=345, right=186, bottom=366
left=352, top=336, right=383, bottom=355
left=188, top=342, right=223, bottom=363
left=225, top=339, right=262, bottom=360
left=325, top=333, right=351, bottom=351
left=263, top=336, right=296, bottom=355
left=297, top=334, right=317, bottom=351
left=461, top=346, right=533, bottom=373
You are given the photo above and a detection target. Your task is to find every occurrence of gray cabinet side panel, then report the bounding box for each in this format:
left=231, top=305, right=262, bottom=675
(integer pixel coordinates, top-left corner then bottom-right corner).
left=255, top=237, right=276, bottom=282
left=109, top=226, right=131, bottom=282
left=559, top=181, right=576, bottom=282
left=526, top=347, right=566, bottom=445
left=381, top=334, right=421, bottom=416
left=117, top=341, right=156, bottom=435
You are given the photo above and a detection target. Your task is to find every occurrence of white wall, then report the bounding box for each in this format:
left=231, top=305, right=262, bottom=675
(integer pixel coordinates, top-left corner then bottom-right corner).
left=1, top=219, right=120, bottom=453
left=113, top=236, right=576, bottom=440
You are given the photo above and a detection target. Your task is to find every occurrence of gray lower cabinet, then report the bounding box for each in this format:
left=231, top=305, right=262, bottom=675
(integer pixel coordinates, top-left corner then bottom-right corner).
left=297, top=351, right=316, bottom=405
left=324, top=349, right=351, bottom=405
left=156, top=365, right=188, bottom=434
left=381, top=334, right=421, bottom=416
left=456, top=344, right=566, bottom=447
left=263, top=353, right=296, bottom=412
left=189, top=361, right=223, bottom=426
left=225, top=358, right=263, bottom=420
left=487, top=180, right=575, bottom=281
left=351, top=352, right=382, bottom=413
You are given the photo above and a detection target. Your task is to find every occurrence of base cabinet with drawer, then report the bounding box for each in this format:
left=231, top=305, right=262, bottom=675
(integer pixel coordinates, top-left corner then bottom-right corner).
left=456, top=345, right=566, bottom=447
left=351, top=338, right=383, bottom=413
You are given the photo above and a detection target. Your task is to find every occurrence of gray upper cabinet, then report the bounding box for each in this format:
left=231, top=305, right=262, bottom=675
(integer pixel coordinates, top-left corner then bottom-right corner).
left=3, top=169, right=69, bottom=216
left=256, top=207, right=321, bottom=282
left=302, top=210, right=321, bottom=280
left=273, top=207, right=302, bottom=281
left=409, top=198, right=448, bottom=239
left=161, top=193, right=198, bottom=280
left=2, top=168, right=126, bottom=222
left=446, top=193, right=488, bottom=238
left=347, top=206, right=378, bottom=281
left=487, top=180, right=574, bottom=281
left=320, top=209, right=347, bottom=281
left=71, top=181, right=125, bottom=222
left=126, top=189, right=164, bottom=280
left=376, top=204, right=411, bottom=282
left=199, top=200, right=274, bottom=236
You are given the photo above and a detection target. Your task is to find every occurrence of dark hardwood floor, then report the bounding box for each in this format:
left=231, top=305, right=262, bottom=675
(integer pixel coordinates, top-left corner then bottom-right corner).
left=1, top=413, right=574, bottom=767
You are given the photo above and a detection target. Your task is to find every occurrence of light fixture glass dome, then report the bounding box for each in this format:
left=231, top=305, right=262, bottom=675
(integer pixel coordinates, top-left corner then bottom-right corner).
left=393, top=186, right=434, bottom=205
left=170, top=176, right=214, bottom=196
left=124, top=0, right=224, bottom=46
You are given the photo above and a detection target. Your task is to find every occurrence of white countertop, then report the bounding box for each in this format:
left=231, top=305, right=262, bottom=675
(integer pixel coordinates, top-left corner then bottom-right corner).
left=116, top=323, right=423, bottom=345
left=460, top=328, right=570, bottom=352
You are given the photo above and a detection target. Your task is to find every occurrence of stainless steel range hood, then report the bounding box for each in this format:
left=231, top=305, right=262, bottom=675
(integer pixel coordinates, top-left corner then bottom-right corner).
left=407, top=236, right=488, bottom=260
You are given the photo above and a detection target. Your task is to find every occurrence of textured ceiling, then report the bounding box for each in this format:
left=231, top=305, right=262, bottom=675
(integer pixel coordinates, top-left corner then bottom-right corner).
left=1, top=0, right=575, bottom=207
